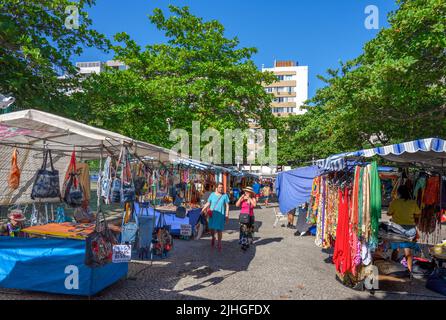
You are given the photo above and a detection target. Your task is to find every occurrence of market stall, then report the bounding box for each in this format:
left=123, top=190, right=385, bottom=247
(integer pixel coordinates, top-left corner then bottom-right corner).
left=0, top=109, right=254, bottom=295
left=0, top=109, right=181, bottom=296
left=312, top=138, right=446, bottom=294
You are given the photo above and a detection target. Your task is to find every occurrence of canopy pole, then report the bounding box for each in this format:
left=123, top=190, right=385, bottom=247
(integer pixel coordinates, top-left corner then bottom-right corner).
left=97, top=144, right=104, bottom=214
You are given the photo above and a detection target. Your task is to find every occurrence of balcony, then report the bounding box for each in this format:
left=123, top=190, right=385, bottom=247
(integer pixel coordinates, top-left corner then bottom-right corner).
left=271, top=102, right=296, bottom=107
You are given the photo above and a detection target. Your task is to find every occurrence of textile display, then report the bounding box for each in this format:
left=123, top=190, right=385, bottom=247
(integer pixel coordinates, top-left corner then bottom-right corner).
left=313, top=161, right=382, bottom=282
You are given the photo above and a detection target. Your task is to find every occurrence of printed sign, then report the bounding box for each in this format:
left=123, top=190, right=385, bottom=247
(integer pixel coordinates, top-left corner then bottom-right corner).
left=180, top=224, right=192, bottom=236
left=112, top=244, right=132, bottom=263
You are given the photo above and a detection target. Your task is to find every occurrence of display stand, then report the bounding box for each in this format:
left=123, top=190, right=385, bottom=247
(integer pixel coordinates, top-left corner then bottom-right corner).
left=0, top=237, right=128, bottom=296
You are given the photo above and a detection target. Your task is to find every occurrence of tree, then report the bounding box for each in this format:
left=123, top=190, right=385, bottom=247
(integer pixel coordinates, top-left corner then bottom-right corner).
left=279, top=0, right=446, bottom=165
left=0, top=0, right=109, bottom=112
left=70, top=5, right=277, bottom=152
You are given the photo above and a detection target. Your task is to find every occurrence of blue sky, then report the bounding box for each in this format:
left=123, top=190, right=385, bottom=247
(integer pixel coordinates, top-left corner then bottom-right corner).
left=78, top=0, right=399, bottom=99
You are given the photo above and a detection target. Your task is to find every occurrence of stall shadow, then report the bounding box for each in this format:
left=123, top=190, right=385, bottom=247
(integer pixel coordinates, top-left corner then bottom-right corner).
left=95, top=217, right=283, bottom=299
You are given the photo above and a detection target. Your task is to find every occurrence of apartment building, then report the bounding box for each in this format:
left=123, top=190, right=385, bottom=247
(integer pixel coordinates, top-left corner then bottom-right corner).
left=262, top=60, right=308, bottom=117
left=75, top=60, right=127, bottom=75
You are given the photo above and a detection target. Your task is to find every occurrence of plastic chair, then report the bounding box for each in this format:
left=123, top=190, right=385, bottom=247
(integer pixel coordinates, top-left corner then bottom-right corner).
left=273, top=207, right=288, bottom=228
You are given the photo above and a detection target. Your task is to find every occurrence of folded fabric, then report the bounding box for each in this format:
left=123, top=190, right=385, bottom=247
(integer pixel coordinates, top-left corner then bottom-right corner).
left=379, top=221, right=416, bottom=240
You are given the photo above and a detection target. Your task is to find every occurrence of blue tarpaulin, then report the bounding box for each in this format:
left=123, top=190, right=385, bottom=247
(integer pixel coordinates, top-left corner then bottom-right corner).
left=133, top=203, right=202, bottom=236
left=276, top=166, right=321, bottom=215
left=0, top=237, right=128, bottom=296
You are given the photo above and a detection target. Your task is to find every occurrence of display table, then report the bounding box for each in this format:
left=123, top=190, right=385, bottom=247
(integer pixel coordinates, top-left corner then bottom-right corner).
left=0, top=236, right=128, bottom=296
left=134, top=203, right=202, bottom=236
left=22, top=222, right=121, bottom=240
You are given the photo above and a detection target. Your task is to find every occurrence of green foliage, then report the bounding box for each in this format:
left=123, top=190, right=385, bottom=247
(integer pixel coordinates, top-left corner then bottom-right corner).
left=71, top=5, right=276, bottom=150
left=279, top=0, right=446, bottom=165
left=0, top=0, right=109, bottom=111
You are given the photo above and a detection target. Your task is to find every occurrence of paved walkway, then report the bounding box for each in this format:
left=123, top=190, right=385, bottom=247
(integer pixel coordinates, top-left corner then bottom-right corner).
left=0, top=205, right=445, bottom=300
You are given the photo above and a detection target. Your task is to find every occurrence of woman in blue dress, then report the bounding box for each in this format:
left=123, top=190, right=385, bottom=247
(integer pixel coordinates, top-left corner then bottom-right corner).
left=201, top=183, right=230, bottom=252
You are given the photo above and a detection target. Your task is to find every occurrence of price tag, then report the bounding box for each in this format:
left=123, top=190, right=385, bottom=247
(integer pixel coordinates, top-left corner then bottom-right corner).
left=180, top=224, right=192, bottom=236
left=112, top=244, right=132, bottom=263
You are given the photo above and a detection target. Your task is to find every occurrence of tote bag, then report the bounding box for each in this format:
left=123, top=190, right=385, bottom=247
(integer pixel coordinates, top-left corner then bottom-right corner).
left=63, top=150, right=84, bottom=208
left=121, top=204, right=139, bottom=244
left=31, top=150, right=61, bottom=200
left=85, top=210, right=117, bottom=268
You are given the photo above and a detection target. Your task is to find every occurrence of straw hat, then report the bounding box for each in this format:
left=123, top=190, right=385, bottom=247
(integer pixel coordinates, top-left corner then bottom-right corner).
left=8, top=210, right=26, bottom=222
left=243, top=186, right=255, bottom=194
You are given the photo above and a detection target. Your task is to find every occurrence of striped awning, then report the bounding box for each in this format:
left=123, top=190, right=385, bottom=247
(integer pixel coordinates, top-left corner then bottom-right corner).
left=316, top=138, right=446, bottom=171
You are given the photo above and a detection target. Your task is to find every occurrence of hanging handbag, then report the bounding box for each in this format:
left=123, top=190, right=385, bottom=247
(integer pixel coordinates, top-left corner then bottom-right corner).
left=121, top=203, right=139, bottom=244
left=134, top=163, right=147, bottom=197
left=63, top=150, right=84, bottom=208
left=8, top=148, right=20, bottom=190
left=31, top=149, right=61, bottom=200
left=152, top=212, right=173, bottom=256
left=121, top=150, right=135, bottom=203
left=111, top=177, right=121, bottom=203
left=122, top=181, right=135, bottom=203
left=85, top=210, right=117, bottom=268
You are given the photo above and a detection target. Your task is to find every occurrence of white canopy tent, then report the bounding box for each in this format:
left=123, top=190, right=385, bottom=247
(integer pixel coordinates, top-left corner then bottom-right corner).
left=0, top=109, right=177, bottom=162
left=0, top=109, right=182, bottom=205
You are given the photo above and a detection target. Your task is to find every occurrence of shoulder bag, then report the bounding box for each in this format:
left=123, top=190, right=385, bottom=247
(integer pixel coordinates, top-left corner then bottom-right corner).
left=121, top=203, right=139, bottom=244
left=207, top=194, right=224, bottom=218
left=85, top=210, right=117, bottom=268
left=31, top=149, right=61, bottom=200
left=63, top=150, right=84, bottom=208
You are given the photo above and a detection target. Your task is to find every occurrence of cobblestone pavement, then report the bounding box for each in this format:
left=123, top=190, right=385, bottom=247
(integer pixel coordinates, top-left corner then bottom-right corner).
left=0, top=205, right=445, bottom=300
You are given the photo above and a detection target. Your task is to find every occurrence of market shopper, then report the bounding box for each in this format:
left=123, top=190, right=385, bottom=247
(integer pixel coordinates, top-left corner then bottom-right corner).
left=236, top=187, right=257, bottom=241
left=387, top=185, right=421, bottom=276
left=262, top=184, right=271, bottom=206
left=287, top=208, right=297, bottom=229
left=0, top=211, right=26, bottom=237
left=252, top=180, right=261, bottom=200
left=201, top=183, right=230, bottom=252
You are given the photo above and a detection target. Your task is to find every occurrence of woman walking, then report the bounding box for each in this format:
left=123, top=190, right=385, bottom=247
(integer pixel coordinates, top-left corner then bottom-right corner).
left=201, top=183, right=230, bottom=252
left=236, top=186, right=257, bottom=243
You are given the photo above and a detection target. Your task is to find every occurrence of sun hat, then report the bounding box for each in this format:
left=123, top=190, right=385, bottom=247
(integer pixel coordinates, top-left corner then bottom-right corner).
left=243, top=186, right=255, bottom=194
left=8, top=210, right=26, bottom=222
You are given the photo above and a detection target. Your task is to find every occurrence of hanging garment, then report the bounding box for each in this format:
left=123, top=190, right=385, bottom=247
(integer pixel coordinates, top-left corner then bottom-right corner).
left=333, top=187, right=352, bottom=275
left=358, top=167, right=364, bottom=237
left=315, top=176, right=325, bottom=247
left=99, top=156, right=112, bottom=204
left=413, top=175, right=427, bottom=204
left=76, top=162, right=91, bottom=201
left=306, top=177, right=320, bottom=224
left=8, top=148, right=20, bottom=190
left=361, top=165, right=371, bottom=239
left=351, top=166, right=361, bottom=233
left=369, top=161, right=382, bottom=248
left=423, top=176, right=440, bottom=206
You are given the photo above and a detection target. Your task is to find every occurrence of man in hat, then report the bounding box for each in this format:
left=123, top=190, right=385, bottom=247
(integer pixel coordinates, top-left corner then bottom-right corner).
left=0, top=210, right=26, bottom=237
